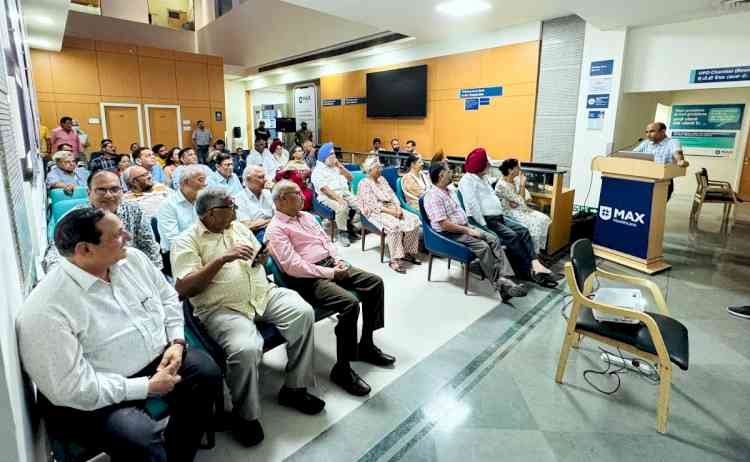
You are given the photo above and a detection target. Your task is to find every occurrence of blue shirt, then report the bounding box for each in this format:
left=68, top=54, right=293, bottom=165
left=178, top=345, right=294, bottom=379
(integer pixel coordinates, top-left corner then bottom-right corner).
left=46, top=166, right=88, bottom=189
left=156, top=189, right=199, bottom=252
left=170, top=164, right=212, bottom=190
left=151, top=164, right=166, bottom=184
left=635, top=137, right=682, bottom=165
left=207, top=170, right=243, bottom=195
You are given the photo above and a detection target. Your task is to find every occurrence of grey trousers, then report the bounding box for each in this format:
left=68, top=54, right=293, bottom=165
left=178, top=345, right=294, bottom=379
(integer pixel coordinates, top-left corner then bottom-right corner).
left=449, top=230, right=506, bottom=288
left=197, top=287, right=316, bottom=421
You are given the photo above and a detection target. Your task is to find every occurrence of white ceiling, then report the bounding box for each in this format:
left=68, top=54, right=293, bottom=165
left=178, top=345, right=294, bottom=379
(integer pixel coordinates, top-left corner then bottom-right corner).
left=20, top=0, right=70, bottom=50
left=280, top=0, right=742, bottom=41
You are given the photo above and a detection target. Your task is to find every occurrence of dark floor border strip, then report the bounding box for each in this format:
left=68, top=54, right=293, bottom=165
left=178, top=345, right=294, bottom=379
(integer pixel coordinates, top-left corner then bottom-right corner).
left=357, top=290, right=562, bottom=462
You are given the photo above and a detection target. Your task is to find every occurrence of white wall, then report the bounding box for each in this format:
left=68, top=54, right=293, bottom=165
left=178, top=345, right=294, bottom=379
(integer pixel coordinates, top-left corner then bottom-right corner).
left=613, top=91, right=673, bottom=149
left=100, top=0, right=149, bottom=23
left=224, top=80, right=248, bottom=149
left=623, top=12, right=750, bottom=93
left=251, top=88, right=289, bottom=106
left=570, top=24, right=628, bottom=208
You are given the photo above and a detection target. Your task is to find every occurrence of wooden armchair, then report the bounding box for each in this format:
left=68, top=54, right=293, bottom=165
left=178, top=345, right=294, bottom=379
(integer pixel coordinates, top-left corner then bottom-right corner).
left=690, top=168, right=740, bottom=225
left=555, top=239, right=689, bottom=434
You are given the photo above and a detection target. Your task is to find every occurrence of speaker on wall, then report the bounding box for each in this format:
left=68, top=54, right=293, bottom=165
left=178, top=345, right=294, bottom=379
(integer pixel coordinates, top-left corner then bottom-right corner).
left=232, top=126, right=242, bottom=138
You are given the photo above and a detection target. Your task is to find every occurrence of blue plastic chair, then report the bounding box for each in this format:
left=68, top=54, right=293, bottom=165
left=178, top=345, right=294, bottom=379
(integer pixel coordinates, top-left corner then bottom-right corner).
left=311, top=187, right=337, bottom=241
left=418, top=196, right=477, bottom=295
left=381, top=167, right=400, bottom=193
left=360, top=213, right=386, bottom=262
left=395, top=177, right=419, bottom=215
left=48, top=187, right=88, bottom=204
left=351, top=171, right=366, bottom=195
left=343, top=163, right=361, bottom=172
left=48, top=198, right=89, bottom=240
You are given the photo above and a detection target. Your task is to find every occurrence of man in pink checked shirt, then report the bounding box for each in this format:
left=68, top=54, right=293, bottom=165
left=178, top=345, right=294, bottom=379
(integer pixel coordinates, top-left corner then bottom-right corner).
left=266, top=180, right=396, bottom=398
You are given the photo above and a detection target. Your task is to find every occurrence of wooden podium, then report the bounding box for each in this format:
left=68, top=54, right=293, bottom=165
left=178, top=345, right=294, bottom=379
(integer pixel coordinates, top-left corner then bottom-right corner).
left=591, top=155, right=686, bottom=274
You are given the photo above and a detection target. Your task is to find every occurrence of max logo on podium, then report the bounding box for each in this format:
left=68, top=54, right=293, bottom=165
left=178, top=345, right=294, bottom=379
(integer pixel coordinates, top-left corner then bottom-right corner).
left=598, top=206, right=646, bottom=227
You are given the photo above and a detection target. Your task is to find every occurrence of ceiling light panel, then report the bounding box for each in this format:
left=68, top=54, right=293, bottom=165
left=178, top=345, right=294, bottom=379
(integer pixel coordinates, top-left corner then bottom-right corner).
left=436, top=0, right=492, bottom=17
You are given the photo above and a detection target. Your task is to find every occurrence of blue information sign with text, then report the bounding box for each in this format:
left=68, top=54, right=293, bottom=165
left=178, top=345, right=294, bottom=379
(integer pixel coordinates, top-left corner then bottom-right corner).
left=690, top=66, right=750, bottom=84
left=322, top=99, right=342, bottom=106
left=465, top=98, right=479, bottom=111
left=590, top=60, right=614, bottom=76
left=586, top=94, right=610, bottom=109
left=458, top=86, right=503, bottom=98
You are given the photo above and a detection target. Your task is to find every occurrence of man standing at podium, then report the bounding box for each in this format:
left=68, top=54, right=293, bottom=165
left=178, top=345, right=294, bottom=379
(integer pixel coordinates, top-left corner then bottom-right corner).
left=634, top=122, right=689, bottom=200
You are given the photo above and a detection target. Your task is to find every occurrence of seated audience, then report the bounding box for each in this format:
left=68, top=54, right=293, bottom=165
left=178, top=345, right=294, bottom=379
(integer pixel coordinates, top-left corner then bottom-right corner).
left=425, top=163, right=527, bottom=300
left=401, top=154, right=430, bottom=209
left=170, top=148, right=212, bottom=189
left=382, top=138, right=401, bottom=166
left=229, top=146, right=247, bottom=178
left=153, top=143, right=169, bottom=167
left=123, top=165, right=171, bottom=218
left=302, top=140, right=317, bottom=170
left=208, top=153, right=243, bottom=194
left=404, top=139, right=417, bottom=155
left=116, top=154, right=131, bottom=192
left=172, top=188, right=324, bottom=447
left=266, top=180, right=396, bottom=397
left=46, top=150, right=88, bottom=192
left=264, top=139, right=289, bottom=179
left=44, top=169, right=163, bottom=271
left=495, top=159, right=551, bottom=254
left=370, top=137, right=382, bottom=154
left=311, top=142, right=359, bottom=246
left=356, top=157, right=421, bottom=273
left=213, top=139, right=230, bottom=155
left=133, top=147, right=166, bottom=184
left=57, top=142, right=73, bottom=152
left=458, top=148, right=558, bottom=287
left=163, top=146, right=181, bottom=185
left=247, top=138, right=270, bottom=168
left=234, top=165, right=275, bottom=241
left=157, top=165, right=207, bottom=253
left=275, top=145, right=313, bottom=211
left=19, top=208, right=221, bottom=462
left=88, top=139, right=118, bottom=172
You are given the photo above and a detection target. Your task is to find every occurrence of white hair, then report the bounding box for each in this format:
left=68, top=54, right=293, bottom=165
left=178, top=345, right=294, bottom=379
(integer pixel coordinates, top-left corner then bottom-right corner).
left=195, top=187, right=231, bottom=216
left=52, top=150, right=72, bottom=162
left=242, top=164, right=264, bottom=180
left=362, top=155, right=380, bottom=173
left=180, top=165, right=205, bottom=186
left=122, top=165, right=147, bottom=186
left=272, top=180, right=297, bottom=202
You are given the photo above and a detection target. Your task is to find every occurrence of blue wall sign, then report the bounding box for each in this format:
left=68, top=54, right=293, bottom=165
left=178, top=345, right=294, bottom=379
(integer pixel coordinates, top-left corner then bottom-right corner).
left=690, top=66, right=750, bottom=84
left=458, top=86, right=503, bottom=98
left=322, top=99, right=342, bottom=106
left=465, top=98, right=479, bottom=111
left=586, top=94, right=610, bottom=109
left=670, top=104, right=745, bottom=130
left=344, top=97, right=367, bottom=105
left=588, top=110, right=605, bottom=120
left=479, top=97, right=490, bottom=106
left=590, top=60, right=614, bottom=76
left=594, top=177, right=653, bottom=259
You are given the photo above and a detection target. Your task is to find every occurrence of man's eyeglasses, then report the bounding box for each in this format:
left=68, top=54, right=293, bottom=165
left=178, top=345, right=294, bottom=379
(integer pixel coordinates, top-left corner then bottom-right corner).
left=94, top=186, right=123, bottom=195
left=212, top=204, right=238, bottom=211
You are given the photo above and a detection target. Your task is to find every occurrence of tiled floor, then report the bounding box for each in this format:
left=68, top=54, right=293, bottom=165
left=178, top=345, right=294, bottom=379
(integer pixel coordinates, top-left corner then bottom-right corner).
left=197, top=195, right=750, bottom=462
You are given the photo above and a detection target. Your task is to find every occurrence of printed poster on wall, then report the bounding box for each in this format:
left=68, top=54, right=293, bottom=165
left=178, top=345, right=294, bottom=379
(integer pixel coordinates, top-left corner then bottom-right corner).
left=669, top=104, right=745, bottom=157
left=293, top=86, right=318, bottom=143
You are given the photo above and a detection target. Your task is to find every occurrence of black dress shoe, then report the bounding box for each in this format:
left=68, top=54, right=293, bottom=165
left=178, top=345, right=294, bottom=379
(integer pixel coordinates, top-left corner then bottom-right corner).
left=358, top=344, right=396, bottom=367
left=330, top=364, right=371, bottom=396
left=231, top=414, right=264, bottom=447
left=278, top=386, right=326, bottom=415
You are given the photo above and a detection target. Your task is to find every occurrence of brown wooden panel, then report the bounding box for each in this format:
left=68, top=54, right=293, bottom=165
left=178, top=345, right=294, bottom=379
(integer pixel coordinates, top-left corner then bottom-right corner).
left=37, top=92, right=55, bottom=102
left=147, top=107, right=179, bottom=148
left=104, top=106, right=141, bottom=149
left=54, top=101, right=103, bottom=152
left=320, top=106, right=345, bottom=146
left=210, top=105, right=227, bottom=142
left=342, top=70, right=366, bottom=99
left=30, top=50, right=53, bottom=93
left=365, top=118, right=398, bottom=153
left=177, top=98, right=209, bottom=108
left=206, top=55, right=223, bottom=66
left=173, top=51, right=207, bottom=63
left=142, top=97, right=180, bottom=105
left=477, top=96, right=535, bottom=161
left=433, top=98, right=479, bottom=157
left=320, top=74, right=343, bottom=100
left=50, top=48, right=101, bottom=95
left=175, top=61, right=209, bottom=101
left=95, top=40, right=137, bottom=55
left=137, top=46, right=174, bottom=59
left=62, top=36, right=95, bottom=50
left=53, top=94, right=101, bottom=103
left=37, top=100, right=57, bottom=132
left=480, top=41, right=540, bottom=87
left=397, top=106, right=435, bottom=157
left=179, top=106, right=211, bottom=148
left=207, top=65, right=225, bottom=103
left=340, top=104, right=367, bottom=151
left=432, top=50, right=482, bottom=91
left=139, top=56, right=177, bottom=99
left=97, top=51, right=141, bottom=97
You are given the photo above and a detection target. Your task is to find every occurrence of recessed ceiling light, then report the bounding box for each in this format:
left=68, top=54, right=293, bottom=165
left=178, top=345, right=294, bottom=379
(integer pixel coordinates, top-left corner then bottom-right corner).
left=436, top=0, right=492, bottom=17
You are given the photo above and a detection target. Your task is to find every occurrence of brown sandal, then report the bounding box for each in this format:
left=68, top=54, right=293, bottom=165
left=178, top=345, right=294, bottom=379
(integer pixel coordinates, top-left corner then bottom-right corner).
left=389, top=261, right=406, bottom=273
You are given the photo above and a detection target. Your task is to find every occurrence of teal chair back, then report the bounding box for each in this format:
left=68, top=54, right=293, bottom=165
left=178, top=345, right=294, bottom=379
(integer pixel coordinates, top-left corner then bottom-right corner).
left=48, top=198, right=88, bottom=239
left=395, top=177, right=418, bottom=215
left=351, top=171, right=366, bottom=195
left=454, top=190, right=497, bottom=238
left=49, top=187, right=88, bottom=204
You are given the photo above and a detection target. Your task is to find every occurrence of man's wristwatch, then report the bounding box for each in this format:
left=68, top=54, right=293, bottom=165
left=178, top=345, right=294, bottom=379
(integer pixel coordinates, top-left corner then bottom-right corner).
left=169, top=339, right=188, bottom=355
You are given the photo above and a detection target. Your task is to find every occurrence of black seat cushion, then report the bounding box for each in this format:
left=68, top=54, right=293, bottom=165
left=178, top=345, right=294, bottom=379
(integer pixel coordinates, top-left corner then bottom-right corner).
left=704, top=191, right=734, bottom=202
left=576, top=308, right=689, bottom=370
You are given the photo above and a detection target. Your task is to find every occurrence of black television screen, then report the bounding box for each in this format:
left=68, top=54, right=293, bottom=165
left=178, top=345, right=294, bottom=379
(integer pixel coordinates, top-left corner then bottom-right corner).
left=366, top=65, right=427, bottom=117
left=276, top=117, right=296, bottom=132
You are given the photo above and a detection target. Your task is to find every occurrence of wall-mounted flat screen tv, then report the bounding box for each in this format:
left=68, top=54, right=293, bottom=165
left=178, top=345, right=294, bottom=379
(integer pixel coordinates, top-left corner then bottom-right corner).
left=366, top=65, right=427, bottom=117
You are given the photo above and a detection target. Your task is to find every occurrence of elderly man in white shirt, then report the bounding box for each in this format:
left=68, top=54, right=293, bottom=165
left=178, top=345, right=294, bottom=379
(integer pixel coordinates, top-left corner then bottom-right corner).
left=458, top=148, right=559, bottom=288
left=234, top=165, right=275, bottom=242
left=17, top=208, right=221, bottom=462
left=310, top=142, right=360, bottom=246
left=157, top=164, right=207, bottom=254
left=247, top=138, right=271, bottom=168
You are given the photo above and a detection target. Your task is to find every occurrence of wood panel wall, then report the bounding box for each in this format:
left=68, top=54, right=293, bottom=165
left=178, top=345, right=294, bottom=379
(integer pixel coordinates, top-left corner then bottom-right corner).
left=31, top=36, right=226, bottom=152
left=319, top=40, right=540, bottom=160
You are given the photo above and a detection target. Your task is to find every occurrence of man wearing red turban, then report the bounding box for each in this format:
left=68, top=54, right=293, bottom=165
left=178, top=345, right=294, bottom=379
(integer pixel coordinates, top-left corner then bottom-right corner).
left=458, top=148, right=560, bottom=288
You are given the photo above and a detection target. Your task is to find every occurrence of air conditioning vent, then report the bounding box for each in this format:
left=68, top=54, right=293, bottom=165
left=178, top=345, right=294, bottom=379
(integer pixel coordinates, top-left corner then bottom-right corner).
left=717, top=0, right=750, bottom=10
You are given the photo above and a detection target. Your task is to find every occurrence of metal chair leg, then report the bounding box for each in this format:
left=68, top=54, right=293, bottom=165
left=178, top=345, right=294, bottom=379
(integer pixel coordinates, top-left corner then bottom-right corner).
left=428, top=254, right=433, bottom=281
left=380, top=233, right=385, bottom=263
left=447, top=258, right=451, bottom=269
left=361, top=227, right=366, bottom=251
left=464, top=262, right=470, bottom=295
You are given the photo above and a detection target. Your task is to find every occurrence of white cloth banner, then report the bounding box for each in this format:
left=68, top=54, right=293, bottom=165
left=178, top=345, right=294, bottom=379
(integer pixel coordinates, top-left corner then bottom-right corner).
left=293, top=86, right=317, bottom=144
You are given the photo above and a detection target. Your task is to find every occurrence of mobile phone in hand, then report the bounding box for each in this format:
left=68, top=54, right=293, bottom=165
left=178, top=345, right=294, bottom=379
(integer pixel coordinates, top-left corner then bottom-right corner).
left=251, top=241, right=268, bottom=266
